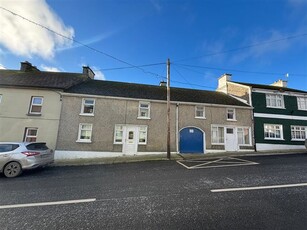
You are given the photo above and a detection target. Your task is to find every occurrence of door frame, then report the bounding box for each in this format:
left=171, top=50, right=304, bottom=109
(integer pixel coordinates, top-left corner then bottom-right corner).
left=225, top=127, right=238, bottom=151
left=122, top=126, right=139, bottom=155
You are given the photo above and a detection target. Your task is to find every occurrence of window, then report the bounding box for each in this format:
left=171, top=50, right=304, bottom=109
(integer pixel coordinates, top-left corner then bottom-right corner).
left=226, top=108, right=236, bottom=120
left=237, top=127, right=251, bottom=145
left=24, top=128, right=38, bottom=142
left=291, top=126, right=306, bottom=140
left=139, top=126, right=148, bottom=144
left=195, top=106, right=205, bottom=118
left=138, top=102, right=150, bottom=119
left=0, top=144, right=19, bottom=153
left=297, top=97, right=307, bottom=110
left=29, top=97, right=43, bottom=114
left=114, top=125, right=124, bottom=144
left=77, top=123, right=92, bottom=142
left=266, top=94, right=284, bottom=108
left=81, top=98, right=95, bottom=115
left=0, top=94, right=2, bottom=103
left=264, top=124, right=283, bottom=140
left=212, top=126, right=224, bottom=144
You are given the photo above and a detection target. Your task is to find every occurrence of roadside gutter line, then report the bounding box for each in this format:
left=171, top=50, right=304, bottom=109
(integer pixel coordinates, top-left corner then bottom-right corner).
left=211, top=183, right=307, bottom=193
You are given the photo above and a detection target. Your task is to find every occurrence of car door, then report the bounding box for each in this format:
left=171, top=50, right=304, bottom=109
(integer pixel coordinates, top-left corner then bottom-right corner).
left=0, top=144, right=18, bottom=170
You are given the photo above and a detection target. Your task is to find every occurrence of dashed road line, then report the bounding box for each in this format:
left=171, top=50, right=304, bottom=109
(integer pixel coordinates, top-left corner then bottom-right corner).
left=211, top=183, right=307, bottom=193
left=0, top=198, right=96, bottom=209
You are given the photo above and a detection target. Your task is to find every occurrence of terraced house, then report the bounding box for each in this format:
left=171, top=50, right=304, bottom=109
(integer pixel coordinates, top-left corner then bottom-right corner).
left=217, top=74, right=307, bottom=151
left=0, top=62, right=91, bottom=149
left=56, top=79, right=254, bottom=160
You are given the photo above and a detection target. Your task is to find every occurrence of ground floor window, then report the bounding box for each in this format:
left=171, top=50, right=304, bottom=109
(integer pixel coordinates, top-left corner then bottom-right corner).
left=264, top=124, right=283, bottom=140
left=138, top=126, right=148, bottom=144
left=237, top=127, right=251, bottom=145
left=211, top=126, right=224, bottom=144
left=77, top=123, right=92, bottom=142
left=291, top=126, right=306, bottom=140
left=24, top=127, right=38, bottom=142
left=114, top=125, right=124, bottom=144
left=114, top=125, right=148, bottom=145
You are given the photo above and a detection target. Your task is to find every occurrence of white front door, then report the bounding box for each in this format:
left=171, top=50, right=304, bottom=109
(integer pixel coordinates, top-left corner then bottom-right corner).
left=225, top=128, right=237, bottom=151
left=123, top=127, right=138, bottom=155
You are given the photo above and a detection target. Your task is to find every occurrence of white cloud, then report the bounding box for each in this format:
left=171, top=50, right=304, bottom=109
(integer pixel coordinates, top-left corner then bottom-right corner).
left=0, top=0, right=74, bottom=59
left=0, top=63, right=6, bottom=69
left=40, top=64, right=61, bottom=72
left=93, top=69, right=106, bottom=81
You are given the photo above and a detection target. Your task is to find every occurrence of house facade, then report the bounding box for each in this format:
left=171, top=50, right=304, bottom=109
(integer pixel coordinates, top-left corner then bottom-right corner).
left=217, top=74, right=307, bottom=151
left=56, top=79, right=254, bottom=160
left=0, top=62, right=90, bottom=149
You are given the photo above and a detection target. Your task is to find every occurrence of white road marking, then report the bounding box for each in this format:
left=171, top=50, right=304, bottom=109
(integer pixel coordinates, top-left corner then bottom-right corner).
left=211, top=183, right=307, bottom=193
left=0, top=198, right=96, bottom=209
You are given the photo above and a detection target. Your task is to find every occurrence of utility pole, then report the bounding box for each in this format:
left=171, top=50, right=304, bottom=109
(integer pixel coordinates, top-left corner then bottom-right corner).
left=167, top=58, right=171, bottom=159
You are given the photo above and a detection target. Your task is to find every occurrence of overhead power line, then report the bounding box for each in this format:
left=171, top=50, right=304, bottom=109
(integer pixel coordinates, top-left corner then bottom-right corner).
left=99, top=63, right=165, bottom=71
left=0, top=6, right=165, bottom=79
left=175, top=33, right=307, bottom=62
left=173, top=63, right=307, bottom=77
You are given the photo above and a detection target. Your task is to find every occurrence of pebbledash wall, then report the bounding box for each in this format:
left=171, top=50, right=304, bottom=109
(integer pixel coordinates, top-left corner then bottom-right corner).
left=55, top=93, right=253, bottom=160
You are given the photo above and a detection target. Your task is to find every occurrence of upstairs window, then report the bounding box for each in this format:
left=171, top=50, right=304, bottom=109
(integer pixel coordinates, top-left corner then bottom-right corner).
left=291, top=126, right=306, bottom=140
left=266, top=94, right=284, bottom=108
left=297, top=97, right=307, bottom=110
left=24, top=128, right=38, bottom=142
left=264, top=124, right=283, bottom=140
left=195, top=106, right=205, bottom=118
left=29, top=97, right=43, bottom=114
left=138, top=102, right=150, bottom=119
left=81, top=98, right=95, bottom=115
left=226, top=108, right=236, bottom=120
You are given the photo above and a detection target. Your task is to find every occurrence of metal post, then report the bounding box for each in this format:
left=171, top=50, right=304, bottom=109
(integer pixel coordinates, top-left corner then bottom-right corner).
left=167, top=58, right=171, bottom=159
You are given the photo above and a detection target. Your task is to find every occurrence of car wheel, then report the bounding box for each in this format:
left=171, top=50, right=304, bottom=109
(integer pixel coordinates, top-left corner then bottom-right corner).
left=3, top=162, right=22, bottom=178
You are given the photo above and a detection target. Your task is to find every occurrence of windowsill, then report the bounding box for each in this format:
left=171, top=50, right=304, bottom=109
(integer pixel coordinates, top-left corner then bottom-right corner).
left=137, top=117, right=151, bottom=120
left=138, top=143, right=147, bottom=145
left=79, top=113, right=95, bottom=116
left=291, top=139, right=305, bottom=142
left=264, top=138, right=284, bottom=141
left=76, top=140, right=92, bottom=143
left=211, top=143, right=225, bottom=145
left=298, top=108, right=307, bottom=111
left=266, top=106, right=285, bottom=109
left=227, top=119, right=237, bottom=122
left=238, top=144, right=252, bottom=146
left=114, top=142, right=123, bottom=145
left=27, top=113, right=42, bottom=116
left=195, top=117, right=206, bottom=119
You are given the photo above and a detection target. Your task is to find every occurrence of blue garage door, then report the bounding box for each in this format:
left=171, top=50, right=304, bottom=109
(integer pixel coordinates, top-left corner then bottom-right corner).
left=180, top=127, right=204, bottom=153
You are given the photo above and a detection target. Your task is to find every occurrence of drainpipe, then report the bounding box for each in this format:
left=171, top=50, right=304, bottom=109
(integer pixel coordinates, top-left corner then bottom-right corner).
left=176, top=103, right=179, bottom=153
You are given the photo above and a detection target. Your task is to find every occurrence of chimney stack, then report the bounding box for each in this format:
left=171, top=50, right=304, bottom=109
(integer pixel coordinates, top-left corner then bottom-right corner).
left=271, top=79, right=287, bottom=88
left=217, top=73, right=232, bottom=93
left=83, top=66, right=95, bottom=79
left=20, top=61, right=40, bottom=72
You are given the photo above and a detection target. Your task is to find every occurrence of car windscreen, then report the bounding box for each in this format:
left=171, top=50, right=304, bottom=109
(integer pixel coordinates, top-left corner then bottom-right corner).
left=0, top=144, right=20, bottom=153
left=26, top=143, right=49, bottom=151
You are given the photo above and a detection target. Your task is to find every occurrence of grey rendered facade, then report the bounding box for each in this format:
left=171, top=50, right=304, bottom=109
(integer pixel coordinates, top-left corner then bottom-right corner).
left=56, top=79, right=254, bottom=159
left=217, top=74, right=307, bottom=151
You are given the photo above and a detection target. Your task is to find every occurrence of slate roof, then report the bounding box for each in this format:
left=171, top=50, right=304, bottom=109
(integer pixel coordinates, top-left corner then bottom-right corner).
left=231, top=81, right=307, bottom=94
left=0, top=69, right=88, bottom=90
left=66, top=79, right=250, bottom=107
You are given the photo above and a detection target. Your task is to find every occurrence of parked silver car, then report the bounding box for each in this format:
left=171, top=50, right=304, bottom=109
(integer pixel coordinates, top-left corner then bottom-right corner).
left=0, top=142, right=54, bottom=178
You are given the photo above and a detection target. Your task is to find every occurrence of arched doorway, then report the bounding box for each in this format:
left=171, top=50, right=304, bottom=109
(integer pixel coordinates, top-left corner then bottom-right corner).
left=179, top=127, right=205, bottom=153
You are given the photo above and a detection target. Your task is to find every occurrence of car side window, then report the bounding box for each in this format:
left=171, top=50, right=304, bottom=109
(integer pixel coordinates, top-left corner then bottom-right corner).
left=26, top=143, right=48, bottom=150
left=0, top=144, right=19, bottom=152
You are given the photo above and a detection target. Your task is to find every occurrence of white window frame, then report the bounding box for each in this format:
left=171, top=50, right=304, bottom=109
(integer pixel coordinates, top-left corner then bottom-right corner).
left=226, top=108, right=236, bottom=121
left=211, top=126, right=225, bottom=144
left=138, top=101, right=150, bottom=119
left=77, top=123, right=93, bottom=143
left=80, top=98, right=95, bottom=116
left=297, top=97, right=307, bottom=111
left=24, top=127, right=38, bottom=142
left=291, top=126, right=306, bottom=141
left=266, top=94, right=284, bottom=109
left=195, top=106, right=205, bottom=119
left=264, top=124, right=283, bottom=140
left=138, top=126, right=148, bottom=145
left=29, top=96, right=43, bottom=114
left=237, top=127, right=252, bottom=146
left=114, top=125, right=124, bottom=144
left=0, top=94, right=2, bottom=103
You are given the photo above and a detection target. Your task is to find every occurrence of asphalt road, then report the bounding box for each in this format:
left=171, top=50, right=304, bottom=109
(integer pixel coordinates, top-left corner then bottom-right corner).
left=0, top=153, right=307, bottom=230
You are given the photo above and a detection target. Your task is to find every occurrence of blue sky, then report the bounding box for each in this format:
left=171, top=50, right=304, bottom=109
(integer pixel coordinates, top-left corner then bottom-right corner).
left=0, top=0, right=306, bottom=91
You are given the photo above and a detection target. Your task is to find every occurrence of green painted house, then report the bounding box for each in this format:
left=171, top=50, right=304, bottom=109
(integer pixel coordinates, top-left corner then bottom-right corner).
left=217, top=74, right=307, bottom=151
